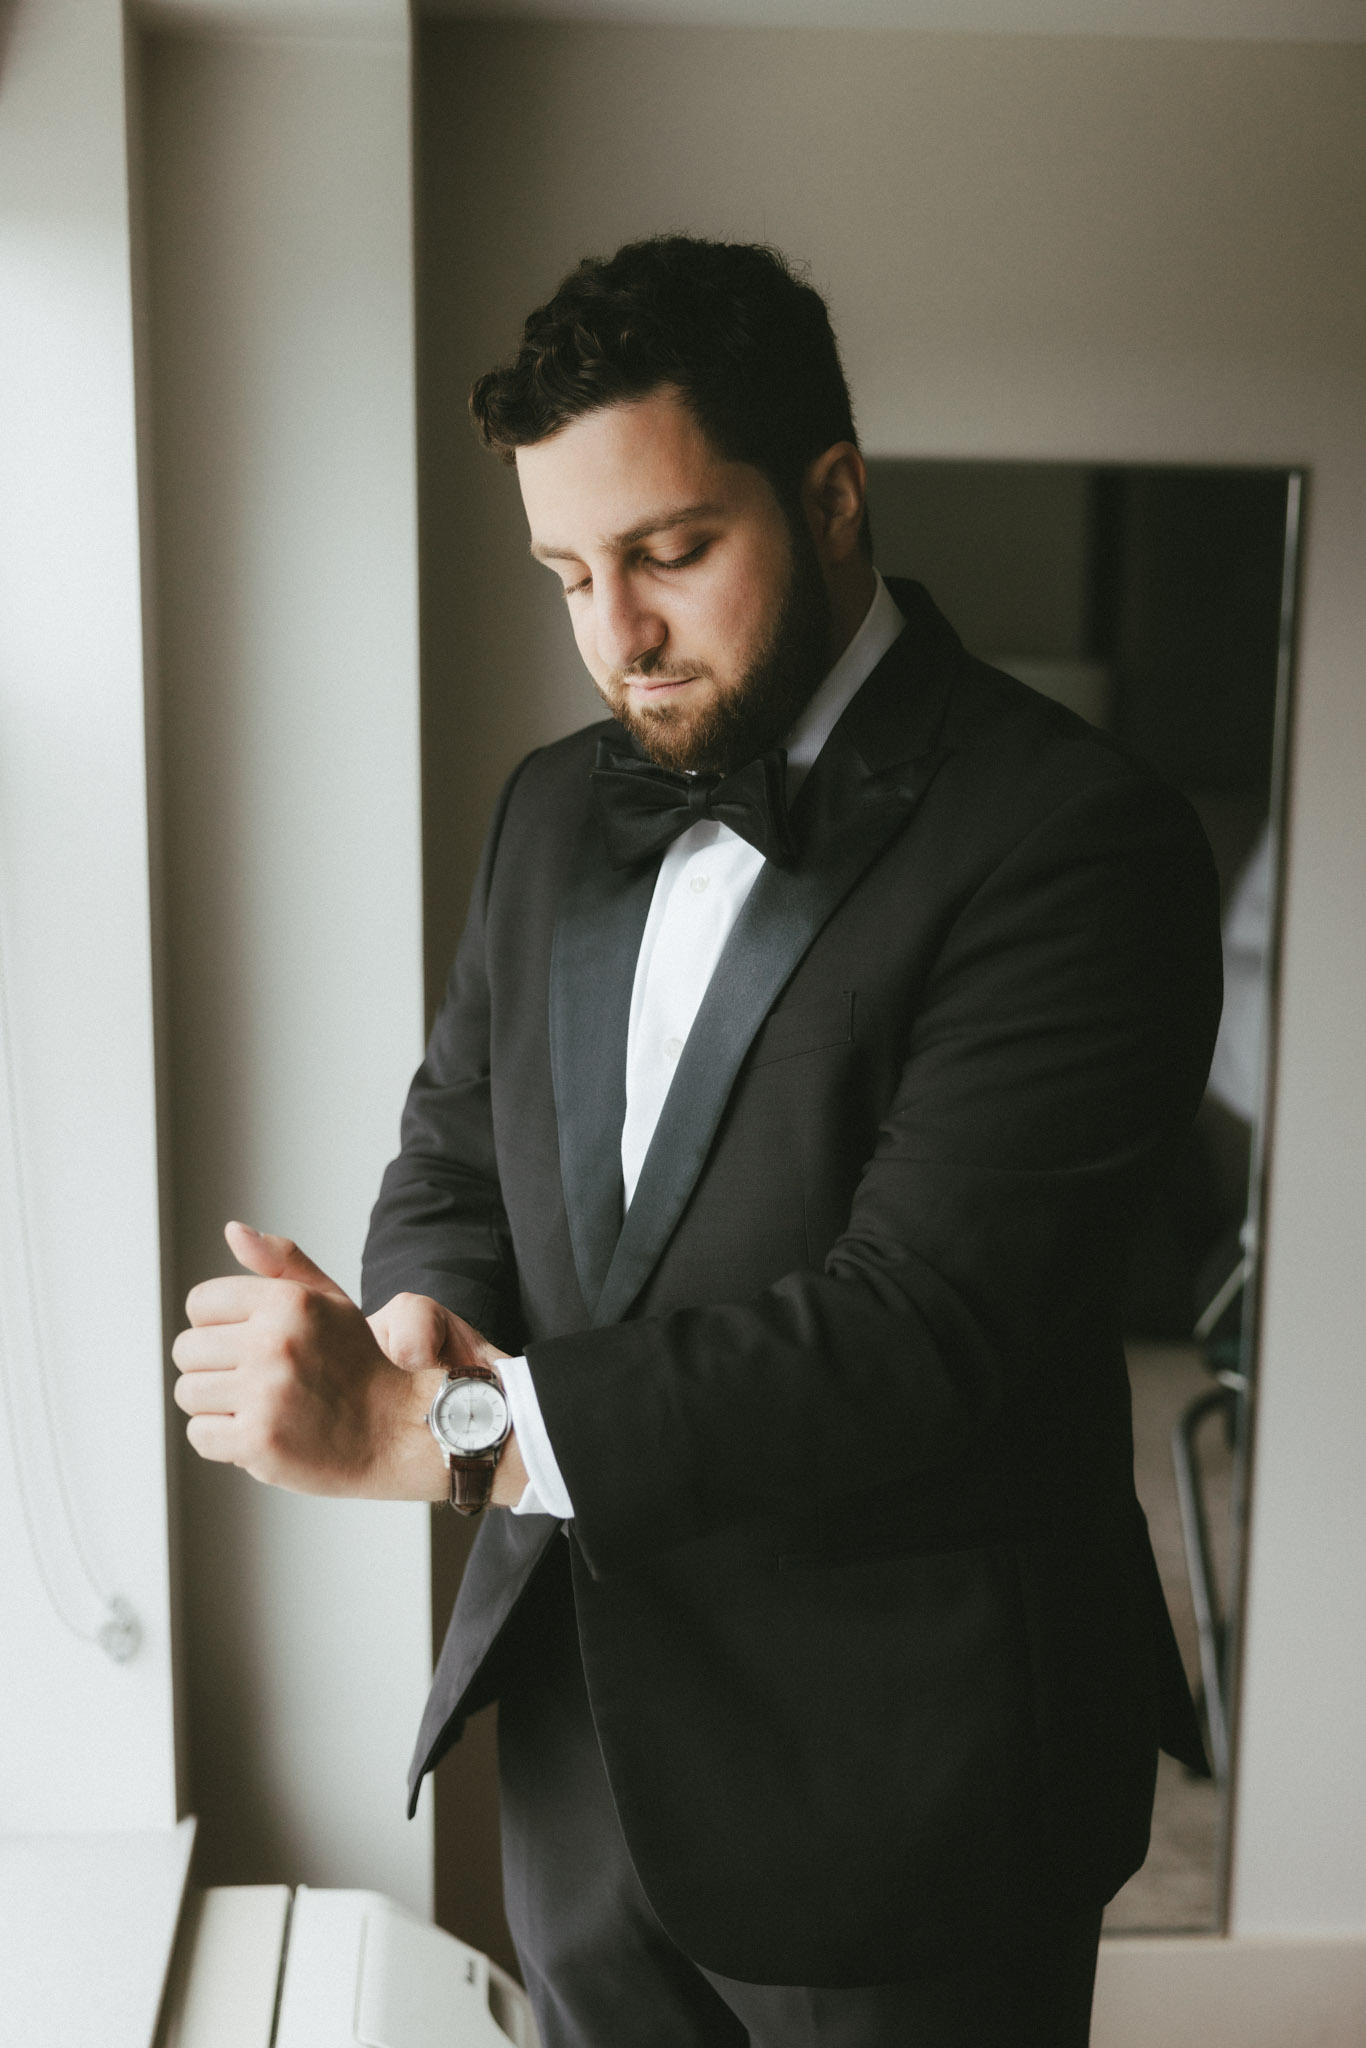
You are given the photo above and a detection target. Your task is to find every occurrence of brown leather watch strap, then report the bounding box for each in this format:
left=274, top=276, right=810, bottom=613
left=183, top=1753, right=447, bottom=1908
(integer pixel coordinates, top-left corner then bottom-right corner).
left=449, top=1453, right=498, bottom=1516
left=430, top=1364, right=510, bottom=1515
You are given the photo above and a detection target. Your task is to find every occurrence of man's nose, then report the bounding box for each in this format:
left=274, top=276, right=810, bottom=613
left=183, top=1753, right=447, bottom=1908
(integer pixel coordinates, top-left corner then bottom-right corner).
left=593, top=573, right=666, bottom=676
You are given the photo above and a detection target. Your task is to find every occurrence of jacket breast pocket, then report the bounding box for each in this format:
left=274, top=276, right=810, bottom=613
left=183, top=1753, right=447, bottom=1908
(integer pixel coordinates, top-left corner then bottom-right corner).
left=747, top=990, right=855, bottom=1071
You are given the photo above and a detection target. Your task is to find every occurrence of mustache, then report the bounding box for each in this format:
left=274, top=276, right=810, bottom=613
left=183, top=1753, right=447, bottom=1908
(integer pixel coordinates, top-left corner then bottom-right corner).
left=608, top=653, right=716, bottom=690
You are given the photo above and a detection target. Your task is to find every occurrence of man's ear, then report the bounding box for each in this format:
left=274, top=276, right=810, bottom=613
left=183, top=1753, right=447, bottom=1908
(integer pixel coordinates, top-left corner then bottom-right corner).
left=803, top=441, right=868, bottom=564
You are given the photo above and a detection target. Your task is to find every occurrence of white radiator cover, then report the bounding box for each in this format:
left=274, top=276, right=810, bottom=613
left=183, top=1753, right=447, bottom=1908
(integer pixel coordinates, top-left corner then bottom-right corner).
left=276, top=1889, right=537, bottom=2048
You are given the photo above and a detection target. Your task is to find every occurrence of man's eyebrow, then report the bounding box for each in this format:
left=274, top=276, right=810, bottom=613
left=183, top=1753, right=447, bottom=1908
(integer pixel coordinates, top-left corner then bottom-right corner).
left=529, top=503, right=723, bottom=564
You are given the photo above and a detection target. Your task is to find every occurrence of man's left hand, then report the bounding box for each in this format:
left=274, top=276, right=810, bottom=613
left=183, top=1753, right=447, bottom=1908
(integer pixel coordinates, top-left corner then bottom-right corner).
left=366, top=1285, right=528, bottom=1506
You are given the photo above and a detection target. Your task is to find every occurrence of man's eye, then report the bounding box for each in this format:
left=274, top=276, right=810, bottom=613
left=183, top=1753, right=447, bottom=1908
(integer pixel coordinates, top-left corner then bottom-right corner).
left=562, top=575, right=591, bottom=598
left=653, top=544, right=706, bottom=571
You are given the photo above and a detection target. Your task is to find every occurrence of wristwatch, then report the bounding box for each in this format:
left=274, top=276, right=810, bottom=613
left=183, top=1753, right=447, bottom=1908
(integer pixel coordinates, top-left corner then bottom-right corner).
left=427, top=1365, right=511, bottom=1515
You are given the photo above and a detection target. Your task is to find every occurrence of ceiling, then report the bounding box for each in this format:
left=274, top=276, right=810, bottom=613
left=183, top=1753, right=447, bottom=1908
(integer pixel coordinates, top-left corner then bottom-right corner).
left=139, top=0, right=1366, bottom=41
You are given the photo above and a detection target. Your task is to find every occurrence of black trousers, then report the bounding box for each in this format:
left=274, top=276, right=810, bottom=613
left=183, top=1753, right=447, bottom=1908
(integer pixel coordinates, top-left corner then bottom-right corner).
left=497, top=1541, right=1102, bottom=2048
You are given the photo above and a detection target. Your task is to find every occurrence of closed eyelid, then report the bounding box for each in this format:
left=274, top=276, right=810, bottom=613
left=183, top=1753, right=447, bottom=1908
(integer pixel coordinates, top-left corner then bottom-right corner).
left=652, top=541, right=707, bottom=567
left=558, top=540, right=706, bottom=595
left=530, top=501, right=721, bottom=567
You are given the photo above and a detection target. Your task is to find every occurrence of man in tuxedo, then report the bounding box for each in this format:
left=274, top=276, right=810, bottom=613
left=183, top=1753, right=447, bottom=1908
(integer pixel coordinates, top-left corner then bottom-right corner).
left=174, top=237, right=1221, bottom=2046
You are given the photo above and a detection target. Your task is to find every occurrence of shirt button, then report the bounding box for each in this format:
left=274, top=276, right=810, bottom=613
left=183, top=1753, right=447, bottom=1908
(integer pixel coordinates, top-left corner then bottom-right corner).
left=689, top=874, right=710, bottom=894
left=662, top=1036, right=684, bottom=1063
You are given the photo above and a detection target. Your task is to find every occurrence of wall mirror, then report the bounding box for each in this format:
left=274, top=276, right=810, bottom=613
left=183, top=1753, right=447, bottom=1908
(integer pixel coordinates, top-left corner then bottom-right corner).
left=865, top=457, right=1302, bottom=1933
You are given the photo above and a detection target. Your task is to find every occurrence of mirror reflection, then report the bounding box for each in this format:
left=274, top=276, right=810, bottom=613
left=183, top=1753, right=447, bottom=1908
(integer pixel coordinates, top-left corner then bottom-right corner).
left=866, top=457, right=1301, bottom=1932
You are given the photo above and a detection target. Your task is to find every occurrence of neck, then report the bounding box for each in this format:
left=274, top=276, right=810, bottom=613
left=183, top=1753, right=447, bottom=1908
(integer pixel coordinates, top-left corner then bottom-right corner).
left=824, top=557, right=878, bottom=668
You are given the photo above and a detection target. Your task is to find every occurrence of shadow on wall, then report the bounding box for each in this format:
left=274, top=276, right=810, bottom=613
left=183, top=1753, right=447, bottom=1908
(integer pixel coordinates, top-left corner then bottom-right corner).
left=0, top=2, right=20, bottom=85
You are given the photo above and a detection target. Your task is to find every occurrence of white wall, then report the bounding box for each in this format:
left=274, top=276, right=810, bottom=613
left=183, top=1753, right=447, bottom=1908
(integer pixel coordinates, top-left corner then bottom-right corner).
left=140, top=26, right=432, bottom=1912
left=0, top=0, right=178, bottom=1834
left=416, top=22, right=1366, bottom=1938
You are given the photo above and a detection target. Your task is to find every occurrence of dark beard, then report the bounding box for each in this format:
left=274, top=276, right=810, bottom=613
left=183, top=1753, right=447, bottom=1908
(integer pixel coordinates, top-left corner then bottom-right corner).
left=600, top=527, right=834, bottom=776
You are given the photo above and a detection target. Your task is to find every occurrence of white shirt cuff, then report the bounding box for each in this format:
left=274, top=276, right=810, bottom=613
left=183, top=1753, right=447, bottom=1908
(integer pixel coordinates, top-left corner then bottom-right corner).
left=499, top=1354, right=575, bottom=1519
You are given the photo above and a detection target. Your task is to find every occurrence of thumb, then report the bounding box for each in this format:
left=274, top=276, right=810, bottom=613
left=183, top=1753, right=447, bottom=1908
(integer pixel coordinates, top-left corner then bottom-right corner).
left=370, top=1293, right=465, bottom=1374
left=224, top=1220, right=353, bottom=1304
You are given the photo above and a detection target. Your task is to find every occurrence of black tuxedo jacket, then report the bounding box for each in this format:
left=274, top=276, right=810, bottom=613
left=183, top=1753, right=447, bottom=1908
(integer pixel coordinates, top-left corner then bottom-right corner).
left=362, top=580, right=1222, bottom=1986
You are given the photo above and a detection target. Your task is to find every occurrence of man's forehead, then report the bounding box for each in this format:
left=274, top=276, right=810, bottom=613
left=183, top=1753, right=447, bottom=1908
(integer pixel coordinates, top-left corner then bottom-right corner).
left=515, top=391, right=754, bottom=559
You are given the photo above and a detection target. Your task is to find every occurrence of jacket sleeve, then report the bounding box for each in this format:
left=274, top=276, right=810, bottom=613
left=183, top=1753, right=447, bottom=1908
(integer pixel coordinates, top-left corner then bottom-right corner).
left=359, top=758, right=531, bottom=1347
left=526, top=770, right=1224, bottom=1579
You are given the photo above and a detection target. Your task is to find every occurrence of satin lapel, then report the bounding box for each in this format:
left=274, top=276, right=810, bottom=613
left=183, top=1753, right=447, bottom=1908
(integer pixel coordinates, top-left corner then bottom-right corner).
left=591, top=728, right=942, bottom=1330
left=549, top=807, right=659, bottom=1316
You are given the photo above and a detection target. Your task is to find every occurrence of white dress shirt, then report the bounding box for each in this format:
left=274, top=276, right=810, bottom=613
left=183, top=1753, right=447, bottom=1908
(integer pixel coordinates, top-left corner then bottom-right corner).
left=502, top=572, right=906, bottom=1518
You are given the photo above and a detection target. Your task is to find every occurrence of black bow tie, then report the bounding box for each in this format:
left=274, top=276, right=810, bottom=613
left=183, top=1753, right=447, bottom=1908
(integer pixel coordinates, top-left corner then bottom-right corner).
left=590, top=740, right=797, bottom=870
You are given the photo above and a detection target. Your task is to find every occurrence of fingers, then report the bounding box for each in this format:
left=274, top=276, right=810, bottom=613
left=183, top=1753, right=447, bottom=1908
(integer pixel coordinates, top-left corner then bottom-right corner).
left=173, top=1323, right=250, bottom=1371
left=173, top=1235, right=420, bottom=1496
left=224, top=1221, right=352, bottom=1303
left=368, top=1292, right=466, bottom=1373
left=366, top=1294, right=513, bottom=1374
left=174, top=1367, right=238, bottom=1415
left=185, top=1273, right=292, bottom=1329
left=185, top=1413, right=242, bottom=1463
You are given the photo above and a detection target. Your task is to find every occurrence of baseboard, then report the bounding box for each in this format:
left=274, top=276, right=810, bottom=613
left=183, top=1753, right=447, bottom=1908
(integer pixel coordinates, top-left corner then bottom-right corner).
left=1093, top=1933, right=1366, bottom=2047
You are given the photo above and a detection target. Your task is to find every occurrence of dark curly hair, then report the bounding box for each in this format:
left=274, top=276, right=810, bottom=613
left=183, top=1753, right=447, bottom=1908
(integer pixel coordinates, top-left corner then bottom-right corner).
left=470, top=236, right=863, bottom=525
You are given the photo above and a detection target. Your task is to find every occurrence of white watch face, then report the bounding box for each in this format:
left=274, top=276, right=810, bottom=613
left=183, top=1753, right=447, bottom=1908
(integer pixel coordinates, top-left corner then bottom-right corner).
left=432, top=1377, right=509, bottom=1455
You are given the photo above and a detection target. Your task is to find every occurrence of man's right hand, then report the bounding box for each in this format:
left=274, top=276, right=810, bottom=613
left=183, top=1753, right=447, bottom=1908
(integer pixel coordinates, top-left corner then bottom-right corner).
left=173, top=1222, right=526, bottom=1503
left=173, top=1224, right=458, bottom=1501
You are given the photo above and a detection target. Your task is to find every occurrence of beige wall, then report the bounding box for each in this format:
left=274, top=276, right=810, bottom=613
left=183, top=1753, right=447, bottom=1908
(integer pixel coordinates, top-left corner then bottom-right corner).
left=142, top=26, right=433, bottom=1913
left=12, top=0, right=1362, bottom=2010
left=417, top=21, right=1366, bottom=1943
